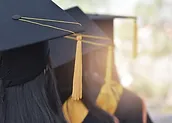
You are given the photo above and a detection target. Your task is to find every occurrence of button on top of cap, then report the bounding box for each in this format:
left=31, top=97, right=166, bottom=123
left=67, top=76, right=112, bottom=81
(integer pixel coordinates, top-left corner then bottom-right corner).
left=12, top=15, right=21, bottom=20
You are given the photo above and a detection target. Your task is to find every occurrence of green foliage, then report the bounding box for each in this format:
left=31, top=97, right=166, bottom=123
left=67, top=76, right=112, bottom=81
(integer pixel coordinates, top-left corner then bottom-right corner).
left=115, top=0, right=172, bottom=57
left=116, top=21, right=134, bottom=41
left=134, top=0, right=172, bottom=57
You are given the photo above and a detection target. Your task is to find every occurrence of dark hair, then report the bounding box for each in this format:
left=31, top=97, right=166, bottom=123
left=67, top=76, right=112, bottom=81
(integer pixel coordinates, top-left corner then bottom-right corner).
left=0, top=42, right=66, bottom=123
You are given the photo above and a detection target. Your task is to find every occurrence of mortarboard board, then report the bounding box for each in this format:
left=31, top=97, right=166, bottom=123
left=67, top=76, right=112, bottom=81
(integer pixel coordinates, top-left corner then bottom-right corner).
left=87, top=14, right=136, bottom=40
left=87, top=14, right=117, bottom=40
left=87, top=14, right=138, bottom=58
left=0, top=0, right=83, bottom=52
left=88, top=14, right=136, bottom=20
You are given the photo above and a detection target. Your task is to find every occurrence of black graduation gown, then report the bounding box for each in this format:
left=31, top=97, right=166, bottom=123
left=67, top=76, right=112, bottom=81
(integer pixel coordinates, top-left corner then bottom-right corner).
left=115, top=88, right=153, bottom=123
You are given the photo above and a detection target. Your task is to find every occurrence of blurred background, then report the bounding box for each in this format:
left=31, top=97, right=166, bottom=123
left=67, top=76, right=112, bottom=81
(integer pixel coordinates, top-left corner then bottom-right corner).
left=54, top=0, right=172, bottom=122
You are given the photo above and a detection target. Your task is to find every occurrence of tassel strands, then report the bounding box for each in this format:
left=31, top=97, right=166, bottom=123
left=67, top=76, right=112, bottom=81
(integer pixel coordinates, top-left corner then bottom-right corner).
left=72, top=35, right=83, bottom=100
left=104, top=46, right=113, bottom=85
left=62, top=35, right=88, bottom=123
left=96, top=45, right=123, bottom=115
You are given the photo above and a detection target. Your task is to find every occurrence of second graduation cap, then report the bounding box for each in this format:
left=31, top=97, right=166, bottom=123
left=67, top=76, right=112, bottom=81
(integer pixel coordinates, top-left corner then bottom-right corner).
left=50, top=6, right=112, bottom=68
left=88, top=14, right=138, bottom=58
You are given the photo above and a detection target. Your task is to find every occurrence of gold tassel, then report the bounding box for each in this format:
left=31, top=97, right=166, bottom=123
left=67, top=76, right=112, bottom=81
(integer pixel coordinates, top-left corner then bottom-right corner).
left=133, top=19, right=138, bottom=58
left=62, top=35, right=88, bottom=123
left=72, top=35, right=83, bottom=100
left=105, top=46, right=113, bottom=85
left=96, top=46, right=123, bottom=115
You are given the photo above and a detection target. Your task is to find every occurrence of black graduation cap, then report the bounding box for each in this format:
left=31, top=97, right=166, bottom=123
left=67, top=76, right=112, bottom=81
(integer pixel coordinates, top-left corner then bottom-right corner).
left=87, top=14, right=115, bottom=41
left=87, top=14, right=136, bottom=40
left=0, top=0, right=83, bottom=52
left=87, top=14, right=138, bottom=58
left=50, top=6, right=112, bottom=68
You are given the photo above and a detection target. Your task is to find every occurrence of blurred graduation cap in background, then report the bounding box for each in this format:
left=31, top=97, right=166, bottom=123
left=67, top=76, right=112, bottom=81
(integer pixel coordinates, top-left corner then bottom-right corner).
left=87, top=14, right=138, bottom=58
left=87, top=14, right=153, bottom=123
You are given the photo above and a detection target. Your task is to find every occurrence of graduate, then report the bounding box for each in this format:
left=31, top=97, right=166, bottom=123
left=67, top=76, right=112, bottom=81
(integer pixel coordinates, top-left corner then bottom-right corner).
left=51, top=6, right=153, bottom=123
left=87, top=13, right=154, bottom=123
left=83, top=50, right=153, bottom=123
left=50, top=6, right=119, bottom=123
left=0, top=0, right=83, bottom=123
